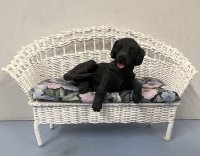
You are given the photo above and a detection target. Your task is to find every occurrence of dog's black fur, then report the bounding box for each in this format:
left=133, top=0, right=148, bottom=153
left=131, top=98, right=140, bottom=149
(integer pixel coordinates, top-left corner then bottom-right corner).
left=63, top=38, right=145, bottom=112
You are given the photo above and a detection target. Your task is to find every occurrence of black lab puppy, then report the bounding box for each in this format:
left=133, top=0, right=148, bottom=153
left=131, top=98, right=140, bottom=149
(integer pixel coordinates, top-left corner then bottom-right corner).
left=63, top=38, right=145, bottom=112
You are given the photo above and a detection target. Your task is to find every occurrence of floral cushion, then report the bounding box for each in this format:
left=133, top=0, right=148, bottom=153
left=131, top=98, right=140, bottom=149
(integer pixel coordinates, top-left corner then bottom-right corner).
left=31, top=77, right=180, bottom=103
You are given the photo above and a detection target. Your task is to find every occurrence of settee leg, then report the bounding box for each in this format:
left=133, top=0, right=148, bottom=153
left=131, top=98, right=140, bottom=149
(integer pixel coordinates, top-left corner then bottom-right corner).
left=50, top=124, right=54, bottom=129
left=34, top=122, right=43, bottom=146
left=163, top=121, right=174, bottom=141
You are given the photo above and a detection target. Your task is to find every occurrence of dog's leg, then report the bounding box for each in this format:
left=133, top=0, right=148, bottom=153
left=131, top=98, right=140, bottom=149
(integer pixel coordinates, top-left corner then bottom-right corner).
left=63, top=60, right=97, bottom=81
left=131, top=79, right=142, bottom=103
left=92, top=73, right=110, bottom=112
left=79, top=81, right=90, bottom=94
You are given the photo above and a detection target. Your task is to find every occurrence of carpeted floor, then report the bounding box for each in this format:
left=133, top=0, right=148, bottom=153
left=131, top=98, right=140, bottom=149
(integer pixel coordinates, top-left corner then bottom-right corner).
left=0, top=120, right=199, bottom=156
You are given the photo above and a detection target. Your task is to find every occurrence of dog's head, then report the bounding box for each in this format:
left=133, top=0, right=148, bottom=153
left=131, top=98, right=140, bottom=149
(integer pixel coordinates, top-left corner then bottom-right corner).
left=111, top=38, right=145, bottom=70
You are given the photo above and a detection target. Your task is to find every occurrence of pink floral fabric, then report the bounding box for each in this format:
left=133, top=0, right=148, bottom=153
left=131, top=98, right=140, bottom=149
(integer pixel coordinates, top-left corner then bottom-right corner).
left=142, top=88, right=158, bottom=99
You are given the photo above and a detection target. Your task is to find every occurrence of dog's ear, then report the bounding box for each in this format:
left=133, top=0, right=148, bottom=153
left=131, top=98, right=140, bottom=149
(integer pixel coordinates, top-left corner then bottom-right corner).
left=111, top=41, right=118, bottom=59
left=134, top=47, right=145, bottom=66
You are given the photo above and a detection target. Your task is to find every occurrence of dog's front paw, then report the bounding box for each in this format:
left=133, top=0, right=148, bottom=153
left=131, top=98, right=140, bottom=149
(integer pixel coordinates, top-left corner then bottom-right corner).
left=92, top=104, right=102, bottom=112
left=92, top=98, right=102, bottom=112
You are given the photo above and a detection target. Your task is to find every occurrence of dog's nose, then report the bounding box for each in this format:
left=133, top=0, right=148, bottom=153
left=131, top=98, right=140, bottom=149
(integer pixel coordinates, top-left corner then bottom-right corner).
left=118, top=54, right=127, bottom=61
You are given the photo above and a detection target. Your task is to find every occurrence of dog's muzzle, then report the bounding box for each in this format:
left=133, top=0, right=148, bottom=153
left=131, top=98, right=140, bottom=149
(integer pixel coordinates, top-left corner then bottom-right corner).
left=116, top=54, right=127, bottom=69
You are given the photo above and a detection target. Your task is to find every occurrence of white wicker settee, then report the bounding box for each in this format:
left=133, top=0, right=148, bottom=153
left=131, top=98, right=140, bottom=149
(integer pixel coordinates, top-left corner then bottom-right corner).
left=2, top=26, right=197, bottom=146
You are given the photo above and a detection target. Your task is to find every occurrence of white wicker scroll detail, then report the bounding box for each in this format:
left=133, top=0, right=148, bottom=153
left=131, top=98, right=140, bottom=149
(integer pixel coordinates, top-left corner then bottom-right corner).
left=2, top=26, right=197, bottom=146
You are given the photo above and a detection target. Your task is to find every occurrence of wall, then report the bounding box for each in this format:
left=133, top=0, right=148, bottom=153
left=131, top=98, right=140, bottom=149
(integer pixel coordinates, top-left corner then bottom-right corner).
left=0, top=0, right=199, bottom=120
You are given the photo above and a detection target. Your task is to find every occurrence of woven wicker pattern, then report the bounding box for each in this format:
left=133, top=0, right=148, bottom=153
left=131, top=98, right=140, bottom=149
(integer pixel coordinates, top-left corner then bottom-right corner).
left=2, top=26, right=197, bottom=145
left=31, top=102, right=179, bottom=124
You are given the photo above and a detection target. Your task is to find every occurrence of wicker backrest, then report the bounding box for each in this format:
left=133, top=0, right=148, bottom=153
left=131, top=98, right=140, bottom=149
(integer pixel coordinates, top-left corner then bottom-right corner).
left=2, top=26, right=197, bottom=99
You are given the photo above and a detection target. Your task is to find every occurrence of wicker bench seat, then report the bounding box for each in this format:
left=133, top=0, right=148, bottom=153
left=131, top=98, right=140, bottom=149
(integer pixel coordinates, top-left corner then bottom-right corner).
left=2, top=26, right=197, bottom=146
